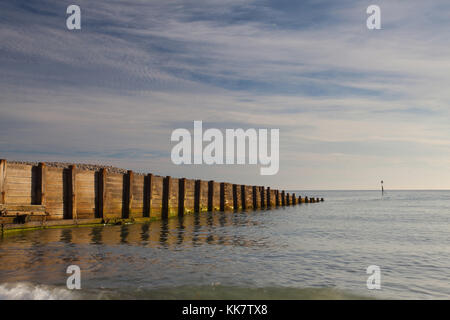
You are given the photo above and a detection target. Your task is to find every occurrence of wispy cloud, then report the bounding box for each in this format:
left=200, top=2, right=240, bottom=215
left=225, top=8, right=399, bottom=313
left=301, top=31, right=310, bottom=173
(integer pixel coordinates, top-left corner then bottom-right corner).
left=1, top=0, right=450, bottom=189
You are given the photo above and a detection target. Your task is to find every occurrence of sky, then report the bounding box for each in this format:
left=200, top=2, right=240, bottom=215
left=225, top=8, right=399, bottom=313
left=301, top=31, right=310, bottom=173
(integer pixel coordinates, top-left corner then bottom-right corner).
left=1, top=0, right=450, bottom=190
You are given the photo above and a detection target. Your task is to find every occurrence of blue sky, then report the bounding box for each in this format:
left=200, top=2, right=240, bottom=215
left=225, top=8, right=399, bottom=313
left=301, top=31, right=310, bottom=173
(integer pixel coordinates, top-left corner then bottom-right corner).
left=1, top=0, right=450, bottom=189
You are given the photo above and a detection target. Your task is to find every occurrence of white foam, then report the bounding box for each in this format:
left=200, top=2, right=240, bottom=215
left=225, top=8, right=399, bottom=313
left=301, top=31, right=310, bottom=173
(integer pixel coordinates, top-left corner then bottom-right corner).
left=0, top=282, right=79, bottom=300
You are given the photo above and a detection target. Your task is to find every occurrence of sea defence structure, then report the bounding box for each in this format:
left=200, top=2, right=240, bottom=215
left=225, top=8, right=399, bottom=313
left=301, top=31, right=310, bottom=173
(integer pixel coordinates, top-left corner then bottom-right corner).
left=0, top=159, right=324, bottom=233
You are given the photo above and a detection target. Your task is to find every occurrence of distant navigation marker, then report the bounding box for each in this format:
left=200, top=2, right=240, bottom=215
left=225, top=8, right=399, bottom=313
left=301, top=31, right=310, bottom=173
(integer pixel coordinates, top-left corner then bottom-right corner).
left=381, top=180, right=384, bottom=196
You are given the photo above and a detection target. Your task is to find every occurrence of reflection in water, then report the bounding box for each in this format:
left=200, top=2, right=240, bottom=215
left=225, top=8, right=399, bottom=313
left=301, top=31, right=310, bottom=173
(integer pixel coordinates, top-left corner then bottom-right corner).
left=192, top=213, right=200, bottom=246
left=90, top=227, right=103, bottom=245
left=140, top=224, right=150, bottom=243
left=177, top=217, right=184, bottom=246
left=206, top=212, right=214, bottom=244
left=2, top=191, right=450, bottom=299
left=159, top=219, right=169, bottom=247
left=0, top=210, right=267, bottom=293
left=60, top=229, right=72, bottom=244
left=120, top=225, right=129, bottom=245
left=0, top=210, right=264, bottom=254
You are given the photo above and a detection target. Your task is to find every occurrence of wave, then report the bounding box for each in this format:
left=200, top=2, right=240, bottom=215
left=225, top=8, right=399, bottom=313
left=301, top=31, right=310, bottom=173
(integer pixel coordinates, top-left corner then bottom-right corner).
left=0, top=282, right=370, bottom=300
left=0, top=282, right=81, bottom=300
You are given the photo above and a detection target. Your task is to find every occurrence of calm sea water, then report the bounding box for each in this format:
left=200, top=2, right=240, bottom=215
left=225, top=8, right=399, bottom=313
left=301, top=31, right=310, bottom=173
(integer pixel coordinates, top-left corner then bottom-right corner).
left=1, top=190, right=450, bottom=300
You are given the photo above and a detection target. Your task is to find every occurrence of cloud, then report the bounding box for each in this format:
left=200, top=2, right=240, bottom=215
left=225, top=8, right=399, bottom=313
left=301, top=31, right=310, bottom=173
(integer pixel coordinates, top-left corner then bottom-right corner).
left=1, top=0, right=450, bottom=189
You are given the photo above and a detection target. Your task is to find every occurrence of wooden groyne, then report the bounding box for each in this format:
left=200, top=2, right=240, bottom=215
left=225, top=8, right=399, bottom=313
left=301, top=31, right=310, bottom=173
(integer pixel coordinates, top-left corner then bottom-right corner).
left=0, top=159, right=324, bottom=234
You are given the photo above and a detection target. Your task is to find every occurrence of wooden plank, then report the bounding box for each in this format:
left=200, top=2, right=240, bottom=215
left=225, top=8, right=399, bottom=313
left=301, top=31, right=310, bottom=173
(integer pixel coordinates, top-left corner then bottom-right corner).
left=232, top=184, right=238, bottom=210
left=46, top=184, right=64, bottom=191
left=77, top=208, right=95, bottom=214
left=184, top=179, right=195, bottom=213
left=98, top=168, right=106, bottom=219
left=125, top=170, right=133, bottom=219
left=6, top=163, right=33, bottom=170
left=162, top=176, right=170, bottom=219
left=37, top=163, right=46, bottom=206
left=144, top=174, right=152, bottom=217
left=2, top=204, right=44, bottom=212
left=4, top=188, right=32, bottom=196
left=76, top=170, right=95, bottom=220
left=276, top=190, right=280, bottom=206
left=4, top=177, right=33, bottom=185
left=4, top=175, right=32, bottom=180
left=178, top=178, right=185, bottom=216
left=76, top=188, right=95, bottom=195
left=78, top=187, right=95, bottom=194
left=258, top=186, right=263, bottom=208
left=194, top=179, right=201, bottom=213
left=5, top=196, right=32, bottom=204
left=208, top=180, right=214, bottom=212
left=106, top=177, right=122, bottom=183
left=76, top=201, right=94, bottom=208
left=168, top=177, right=179, bottom=214
left=240, top=185, right=246, bottom=210
left=220, top=182, right=225, bottom=212
left=45, top=196, right=64, bottom=203
left=105, top=180, right=123, bottom=184
left=68, top=165, right=76, bottom=220
left=5, top=167, right=33, bottom=177
left=46, top=173, right=64, bottom=181
left=76, top=172, right=95, bottom=181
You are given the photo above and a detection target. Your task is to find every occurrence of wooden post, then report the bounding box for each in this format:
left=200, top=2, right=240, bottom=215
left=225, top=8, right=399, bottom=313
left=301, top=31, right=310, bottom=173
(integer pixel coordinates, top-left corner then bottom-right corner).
left=125, top=170, right=134, bottom=219
left=275, top=190, right=280, bottom=207
left=292, top=193, right=296, bottom=205
left=305, top=196, right=309, bottom=203
left=97, top=168, right=106, bottom=219
left=241, top=185, right=246, bottom=210
left=194, top=180, right=201, bottom=213
left=286, top=193, right=290, bottom=206
left=260, top=186, right=265, bottom=208
left=252, top=186, right=257, bottom=209
left=162, top=176, right=171, bottom=219
left=298, top=195, right=302, bottom=204
left=37, top=162, right=46, bottom=206
left=266, top=187, right=271, bottom=208
left=321, top=198, right=324, bottom=202
left=232, top=184, right=238, bottom=211
left=179, top=178, right=186, bottom=216
left=144, top=174, right=153, bottom=217
left=281, top=191, right=285, bottom=206
left=220, top=182, right=225, bottom=212
left=0, top=159, right=6, bottom=204
left=69, top=165, right=77, bottom=220
left=208, top=180, right=214, bottom=212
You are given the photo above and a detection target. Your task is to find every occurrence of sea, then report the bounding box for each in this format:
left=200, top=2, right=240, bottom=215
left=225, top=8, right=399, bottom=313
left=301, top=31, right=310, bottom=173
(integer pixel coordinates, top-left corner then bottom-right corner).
left=1, top=190, right=449, bottom=300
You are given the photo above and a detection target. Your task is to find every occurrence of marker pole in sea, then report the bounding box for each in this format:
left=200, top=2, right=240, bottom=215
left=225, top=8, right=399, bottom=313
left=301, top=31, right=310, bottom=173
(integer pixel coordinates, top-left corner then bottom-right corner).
left=381, top=180, right=384, bottom=196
